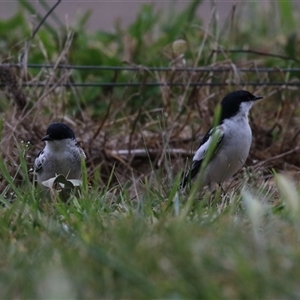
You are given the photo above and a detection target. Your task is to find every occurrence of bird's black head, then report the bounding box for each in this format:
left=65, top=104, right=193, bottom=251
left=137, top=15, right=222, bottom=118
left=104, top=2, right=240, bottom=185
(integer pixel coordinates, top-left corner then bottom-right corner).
left=220, top=90, right=263, bottom=122
left=41, top=122, right=76, bottom=141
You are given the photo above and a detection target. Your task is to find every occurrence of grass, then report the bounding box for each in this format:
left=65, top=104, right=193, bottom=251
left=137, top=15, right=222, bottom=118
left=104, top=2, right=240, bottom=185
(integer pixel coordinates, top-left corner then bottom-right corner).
left=1, top=170, right=300, bottom=298
left=1, top=0, right=300, bottom=298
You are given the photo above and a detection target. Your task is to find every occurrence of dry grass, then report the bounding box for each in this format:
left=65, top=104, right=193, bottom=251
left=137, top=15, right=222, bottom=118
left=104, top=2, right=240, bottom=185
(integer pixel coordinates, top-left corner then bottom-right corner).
left=1, top=60, right=300, bottom=197
left=1, top=1, right=300, bottom=199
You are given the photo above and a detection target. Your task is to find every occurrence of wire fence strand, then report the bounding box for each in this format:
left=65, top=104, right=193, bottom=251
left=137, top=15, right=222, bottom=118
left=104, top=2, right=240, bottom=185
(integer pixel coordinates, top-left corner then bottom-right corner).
left=2, top=63, right=300, bottom=73
left=0, top=82, right=299, bottom=88
left=1, top=63, right=300, bottom=87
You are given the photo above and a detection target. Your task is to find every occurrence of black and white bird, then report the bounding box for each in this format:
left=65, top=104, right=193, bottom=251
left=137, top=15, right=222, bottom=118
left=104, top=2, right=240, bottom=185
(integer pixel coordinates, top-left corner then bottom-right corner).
left=181, top=90, right=263, bottom=189
left=34, top=122, right=86, bottom=184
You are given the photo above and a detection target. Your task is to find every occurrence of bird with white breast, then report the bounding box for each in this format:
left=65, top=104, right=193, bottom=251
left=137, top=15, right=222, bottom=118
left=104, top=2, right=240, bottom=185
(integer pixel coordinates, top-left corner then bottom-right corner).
left=34, top=122, right=86, bottom=184
left=181, top=90, right=263, bottom=190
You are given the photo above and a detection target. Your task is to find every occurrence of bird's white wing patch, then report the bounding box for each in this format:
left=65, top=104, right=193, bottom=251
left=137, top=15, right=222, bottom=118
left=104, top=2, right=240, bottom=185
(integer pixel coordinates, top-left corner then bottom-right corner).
left=181, top=125, right=225, bottom=188
left=79, top=147, right=86, bottom=159
left=192, top=125, right=225, bottom=162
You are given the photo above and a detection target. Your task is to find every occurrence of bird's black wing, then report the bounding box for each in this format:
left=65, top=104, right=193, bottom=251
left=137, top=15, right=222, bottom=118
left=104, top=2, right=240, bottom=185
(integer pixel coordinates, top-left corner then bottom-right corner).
left=181, top=125, right=225, bottom=188
left=33, top=149, right=44, bottom=173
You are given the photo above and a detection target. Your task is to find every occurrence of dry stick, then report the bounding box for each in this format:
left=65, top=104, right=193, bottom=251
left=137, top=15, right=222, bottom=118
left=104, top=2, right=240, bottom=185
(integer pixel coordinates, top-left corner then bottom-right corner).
left=105, top=150, right=131, bottom=168
left=39, top=0, right=64, bottom=28
left=91, top=100, right=113, bottom=142
left=254, top=147, right=300, bottom=168
left=111, top=148, right=192, bottom=158
left=31, top=1, right=62, bottom=40
left=212, top=49, right=300, bottom=63
left=20, top=0, right=62, bottom=77
left=171, top=111, right=193, bottom=140
left=89, top=71, right=119, bottom=146
left=128, top=108, right=143, bottom=160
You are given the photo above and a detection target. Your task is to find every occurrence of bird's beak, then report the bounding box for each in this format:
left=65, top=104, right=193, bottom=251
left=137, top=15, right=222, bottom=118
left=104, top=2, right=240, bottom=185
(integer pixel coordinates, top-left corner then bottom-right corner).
left=41, top=134, right=51, bottom=141
left=253, top=95, right=263, bottom=101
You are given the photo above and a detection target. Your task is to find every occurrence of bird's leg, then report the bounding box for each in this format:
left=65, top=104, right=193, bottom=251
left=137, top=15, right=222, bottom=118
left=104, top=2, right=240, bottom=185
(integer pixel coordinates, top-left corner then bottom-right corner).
left=208, top=183, right=222, bottom=206
left=218, top=182, right=232, bottom=208
left=218, top=182, right=226, bottom=195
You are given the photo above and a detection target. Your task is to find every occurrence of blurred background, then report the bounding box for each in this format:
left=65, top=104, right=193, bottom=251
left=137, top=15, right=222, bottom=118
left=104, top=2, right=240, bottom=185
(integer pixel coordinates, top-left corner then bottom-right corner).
left=1, top=1, right=238, bottom=32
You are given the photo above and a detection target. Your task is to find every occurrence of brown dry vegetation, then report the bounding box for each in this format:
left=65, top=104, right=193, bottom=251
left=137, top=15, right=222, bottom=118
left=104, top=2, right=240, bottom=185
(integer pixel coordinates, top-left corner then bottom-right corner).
left=1, top=1, right=300, bottom=199
left=1, top=60, right=300, bottom=196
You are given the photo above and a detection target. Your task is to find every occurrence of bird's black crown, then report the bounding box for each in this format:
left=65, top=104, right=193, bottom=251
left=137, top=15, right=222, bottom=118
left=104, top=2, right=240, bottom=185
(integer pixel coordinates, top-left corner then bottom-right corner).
left=220, top=90, right=261, bottom=121
left=42, top=122, right=76, bottom=141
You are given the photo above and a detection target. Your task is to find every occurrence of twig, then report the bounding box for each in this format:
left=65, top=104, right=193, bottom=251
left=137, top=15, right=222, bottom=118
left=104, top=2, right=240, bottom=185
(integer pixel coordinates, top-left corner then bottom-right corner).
left=91, top=100, right=112, bottom=142
left=20, top=0, right=62, bottom=78
left=212, top=49, right=300, bottom=63
left=110, top=148, right=192, bottom=158
left=31, top=0, right=62, bottom=40
left=254, top=147, right=300, bottom=167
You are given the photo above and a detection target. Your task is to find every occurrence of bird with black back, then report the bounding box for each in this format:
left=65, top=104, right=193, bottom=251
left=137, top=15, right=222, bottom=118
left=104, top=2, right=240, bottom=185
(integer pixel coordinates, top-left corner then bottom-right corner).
left=181, top=90, right=263, bottom=190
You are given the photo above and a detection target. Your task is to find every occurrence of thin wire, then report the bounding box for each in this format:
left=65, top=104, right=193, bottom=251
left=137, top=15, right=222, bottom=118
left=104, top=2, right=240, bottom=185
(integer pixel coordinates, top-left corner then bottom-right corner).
left=0, top=82, right=298, bottom=87
left=1, top=63, right=300, bottom=73
left=1, top=63, right=299, bottom=87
